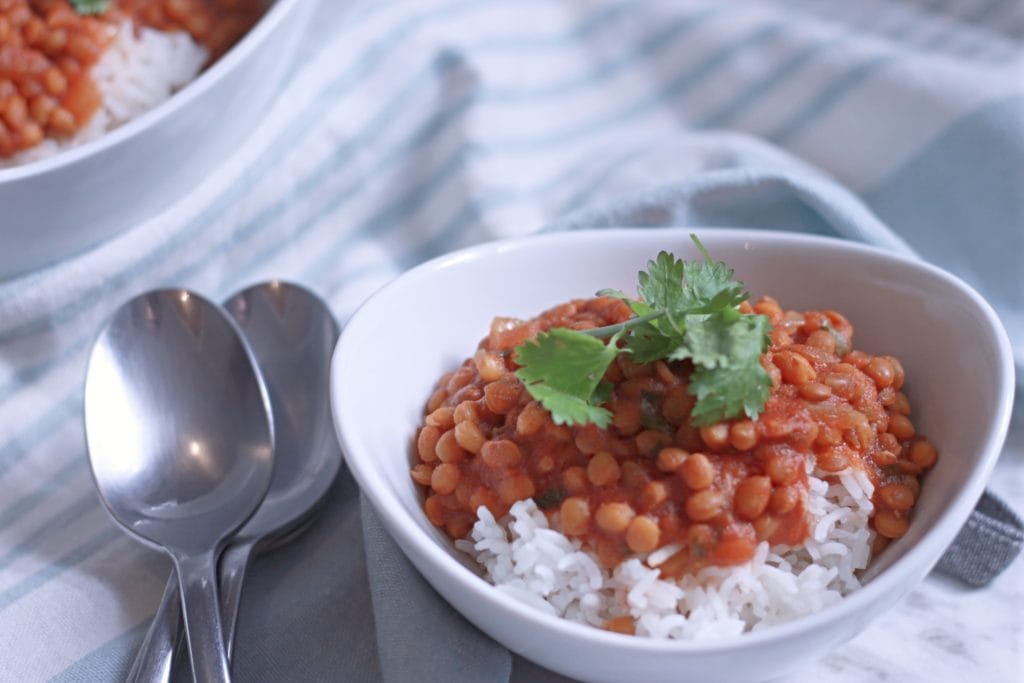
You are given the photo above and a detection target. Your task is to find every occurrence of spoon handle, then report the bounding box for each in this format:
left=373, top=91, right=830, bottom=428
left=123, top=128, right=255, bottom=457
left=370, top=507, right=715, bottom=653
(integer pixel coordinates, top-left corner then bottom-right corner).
left=175, top=551, right=232, bottom=683
left=218, top=539, right=256, bottom=659
left=125, top=571, right=181, bottom=683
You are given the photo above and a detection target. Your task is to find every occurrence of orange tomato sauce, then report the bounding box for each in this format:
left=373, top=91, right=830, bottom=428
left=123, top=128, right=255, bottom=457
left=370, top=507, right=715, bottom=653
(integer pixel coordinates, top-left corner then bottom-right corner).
left=412, top=296, right=937, bottom=578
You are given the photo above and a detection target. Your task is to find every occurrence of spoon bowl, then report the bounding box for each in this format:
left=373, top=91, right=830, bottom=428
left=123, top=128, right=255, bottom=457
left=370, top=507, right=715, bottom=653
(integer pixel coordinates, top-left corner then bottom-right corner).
left=224, top=281, right=342, bottom=546
left=85, top=289, right=274, bottom=683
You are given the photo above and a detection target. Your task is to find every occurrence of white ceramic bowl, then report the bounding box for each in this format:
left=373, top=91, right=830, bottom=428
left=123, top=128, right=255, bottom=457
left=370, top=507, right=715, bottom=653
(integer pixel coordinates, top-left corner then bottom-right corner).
left=331, top=228, right=1015, bottom=683
left=0, top=0, right=314, bottom=281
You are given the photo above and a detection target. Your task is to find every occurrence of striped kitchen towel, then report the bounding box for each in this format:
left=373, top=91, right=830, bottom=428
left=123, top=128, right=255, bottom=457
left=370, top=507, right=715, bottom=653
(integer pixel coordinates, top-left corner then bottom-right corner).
left=0, top=0, right=1020, bottom=681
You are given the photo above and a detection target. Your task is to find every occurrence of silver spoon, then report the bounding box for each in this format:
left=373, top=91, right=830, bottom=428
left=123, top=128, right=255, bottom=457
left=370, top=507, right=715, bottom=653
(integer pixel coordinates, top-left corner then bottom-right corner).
left=84, top=290, right=274, bottom=683
left=127, top=282, right=342, bottom=682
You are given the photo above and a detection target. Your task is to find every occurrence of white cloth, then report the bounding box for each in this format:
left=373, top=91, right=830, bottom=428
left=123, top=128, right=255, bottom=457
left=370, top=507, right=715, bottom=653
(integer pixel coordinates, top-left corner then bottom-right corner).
left=0, top=0, right=1021, bottom=680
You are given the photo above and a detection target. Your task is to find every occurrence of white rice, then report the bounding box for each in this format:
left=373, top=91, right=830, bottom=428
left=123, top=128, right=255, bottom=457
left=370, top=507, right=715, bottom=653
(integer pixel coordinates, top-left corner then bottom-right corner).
left=456, top=459, right=875, bottom=639
left=5, top=22, right=206, bottom=167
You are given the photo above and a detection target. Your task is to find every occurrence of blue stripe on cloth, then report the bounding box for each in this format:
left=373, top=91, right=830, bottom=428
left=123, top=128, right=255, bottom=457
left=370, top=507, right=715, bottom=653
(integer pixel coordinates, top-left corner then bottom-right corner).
left=915, top=3, right=996, bottom=50
left=0, top=399, right=77, bottom=481
left=0, top=491, right=98, bottom=573
left=697, top=37, right=839, bottom=129
left=389, top=146, right=649, bottom=273
left=458, top=0, right=636, bottom=51
left=0, top=457, right=82, bottom=534
left=484, top=9, right=721, bottom=101
left=323, top=144, right=652, bottom=295
left=767, top=52, right=898, bottom=144
left=0, top=526, right=122, bottom=612
left=478, top=22, right=787, bottom=153
left=951, top=0, right=1018, bottom=59
left=275, top=112, right=477, bottom=284
left=961, top=0, right=1009, bottom=24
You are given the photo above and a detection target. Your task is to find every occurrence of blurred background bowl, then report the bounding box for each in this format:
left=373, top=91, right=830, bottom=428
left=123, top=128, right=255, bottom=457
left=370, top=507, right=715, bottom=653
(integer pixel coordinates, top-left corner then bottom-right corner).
left=0, top=0, right=314, bottom=282
left=331, top=228, right=1015, bottom=683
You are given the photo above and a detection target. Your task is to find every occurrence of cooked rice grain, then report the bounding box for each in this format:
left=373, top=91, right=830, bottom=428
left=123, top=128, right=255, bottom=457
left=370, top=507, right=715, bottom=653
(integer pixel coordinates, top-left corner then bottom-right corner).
left=456, top=461, right=875, bottom=640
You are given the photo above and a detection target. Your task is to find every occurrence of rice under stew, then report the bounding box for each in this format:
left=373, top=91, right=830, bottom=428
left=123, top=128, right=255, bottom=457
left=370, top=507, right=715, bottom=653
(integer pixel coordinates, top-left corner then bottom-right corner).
left=411, top=296, right=938, bottom=639
left=0, top=0, right=264, bottom=163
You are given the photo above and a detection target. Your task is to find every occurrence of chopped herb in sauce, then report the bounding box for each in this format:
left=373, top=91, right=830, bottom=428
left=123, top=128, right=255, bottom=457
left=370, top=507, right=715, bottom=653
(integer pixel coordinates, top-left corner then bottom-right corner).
left=821, top=318, right=851, bottom=356
left=70, top=0, right=110, bottom=15
left=533, top=489, right=567, bottom=510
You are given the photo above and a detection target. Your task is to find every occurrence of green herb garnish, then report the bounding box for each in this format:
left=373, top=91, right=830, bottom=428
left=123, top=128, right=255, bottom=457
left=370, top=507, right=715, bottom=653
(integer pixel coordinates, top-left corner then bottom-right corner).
left=533, top=489, right=567, bottom=510
left=514, top=235, right=772, bottom=428
left=515, top=327, right=621, bottom=428
left=639, top=391, right=672, bottom=432
left=820, top=318, right=850, bottom=356
left=70, top=0, right=110, bottom=15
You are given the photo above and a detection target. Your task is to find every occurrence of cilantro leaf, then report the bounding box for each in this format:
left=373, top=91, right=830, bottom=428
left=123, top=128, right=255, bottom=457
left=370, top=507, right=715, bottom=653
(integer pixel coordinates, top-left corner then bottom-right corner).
left=70, top=0, right=110, bottom=14
left=625, top=319, right=683, bottom=363
left=679, top=312, right=733, bottom=368
left=513, top=235, right=774, bottom=429
left=680, top=256, right=747, bottom=313
left=682, top=310, right=771, bottom=369
left=688, top=361, right=773, bottom=426
left=673, top=234, right=748, bottom=313
left=591, top=380, right=614, bottom=404
left=515, top=328, right=619, bottom=427
left=637, top=251, right=688, bottom=332
left=521, top=383, right=614, bottom=428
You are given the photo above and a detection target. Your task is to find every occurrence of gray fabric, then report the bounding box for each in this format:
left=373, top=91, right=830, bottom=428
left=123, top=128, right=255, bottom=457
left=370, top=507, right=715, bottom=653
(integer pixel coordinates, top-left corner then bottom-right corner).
left=360, top=496, right=512, bottom=683
left=933, top=491, right=1024, bottom=588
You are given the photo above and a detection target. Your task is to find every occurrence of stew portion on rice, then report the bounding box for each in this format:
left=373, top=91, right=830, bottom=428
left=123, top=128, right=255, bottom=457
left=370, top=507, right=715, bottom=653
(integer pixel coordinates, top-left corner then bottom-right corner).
left=0, top=0, right=264, bottom=159
left=412, top=294, right=936, bottom=579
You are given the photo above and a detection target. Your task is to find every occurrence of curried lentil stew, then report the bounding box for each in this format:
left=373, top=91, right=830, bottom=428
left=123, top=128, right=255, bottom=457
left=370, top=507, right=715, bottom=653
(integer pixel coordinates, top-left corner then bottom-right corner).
left=410, top=245, right=938, bottom=637
left=0, top=0, right=265, bottom=160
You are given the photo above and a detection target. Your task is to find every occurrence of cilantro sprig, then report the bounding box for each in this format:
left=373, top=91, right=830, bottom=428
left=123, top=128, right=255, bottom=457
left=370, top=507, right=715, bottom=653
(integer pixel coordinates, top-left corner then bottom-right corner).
left=513, top=235, right=772, bottom=428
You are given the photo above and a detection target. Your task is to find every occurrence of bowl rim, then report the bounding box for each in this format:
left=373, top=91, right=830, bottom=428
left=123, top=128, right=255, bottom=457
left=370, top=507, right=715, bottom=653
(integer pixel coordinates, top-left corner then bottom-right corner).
left=0, top=0, right=301, bottom=182
left=332, top=227, right=1016, bottom=654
